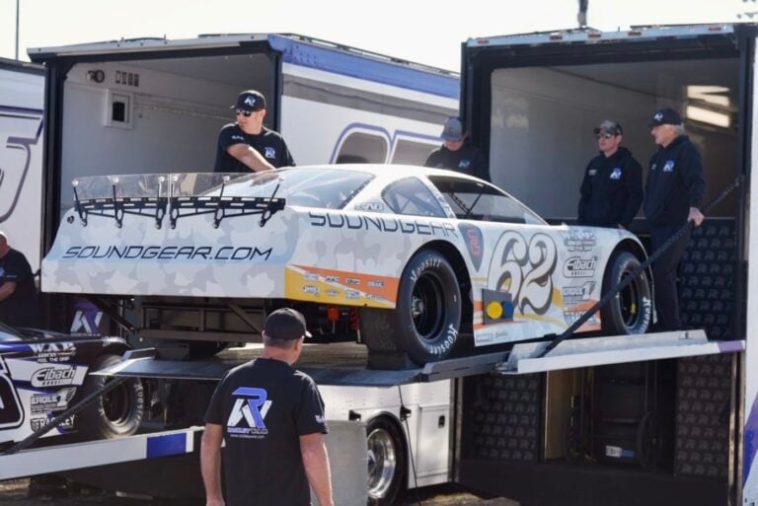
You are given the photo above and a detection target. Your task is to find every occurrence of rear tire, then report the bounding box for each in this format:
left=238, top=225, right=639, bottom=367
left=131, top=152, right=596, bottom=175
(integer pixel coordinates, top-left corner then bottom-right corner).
left=367, top=417, right=406, bottom=506
left=601, top=251, right=652, bottom=335
left=361, top=250, right=462, bottom=366
left=79, top=354, right=144, bottom=439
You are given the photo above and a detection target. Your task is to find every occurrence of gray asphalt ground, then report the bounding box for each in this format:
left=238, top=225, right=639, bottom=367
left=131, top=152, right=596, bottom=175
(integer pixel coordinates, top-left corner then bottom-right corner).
left=0, top=479, right=519, bottom=505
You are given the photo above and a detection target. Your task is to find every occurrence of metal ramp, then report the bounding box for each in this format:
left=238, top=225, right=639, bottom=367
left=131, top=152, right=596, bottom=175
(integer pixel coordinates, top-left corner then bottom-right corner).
left=99, top=331, right=744, bottom=386
left=500, top=330, right=744, bottom=374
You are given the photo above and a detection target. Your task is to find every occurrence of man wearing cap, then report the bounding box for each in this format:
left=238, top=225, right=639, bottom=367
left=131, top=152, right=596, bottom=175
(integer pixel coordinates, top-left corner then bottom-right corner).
left=577, top=120, right=643, bottom=229
left=424, top=116, right=489, bottom=179
left=214, top=90, right=295, bottom=173
left=201, top=308, right=333, bottom=506
left=644, top=107, right=706, bottom=331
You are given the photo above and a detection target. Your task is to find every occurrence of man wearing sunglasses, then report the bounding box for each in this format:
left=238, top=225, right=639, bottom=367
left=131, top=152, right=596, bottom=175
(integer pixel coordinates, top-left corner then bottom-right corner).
left=577, top=120, right=643, bottom=230
left=214, top=90, right=295, bottom=173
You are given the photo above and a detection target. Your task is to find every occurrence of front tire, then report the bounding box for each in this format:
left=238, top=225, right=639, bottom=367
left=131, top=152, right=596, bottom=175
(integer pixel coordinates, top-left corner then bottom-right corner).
left=79, top=354, right=144, bottom=439
left=601, top=251, right=652, bottom=335
left=361, top=249, right=462, bottom=365
left=367, top=417, right=406, bottom=506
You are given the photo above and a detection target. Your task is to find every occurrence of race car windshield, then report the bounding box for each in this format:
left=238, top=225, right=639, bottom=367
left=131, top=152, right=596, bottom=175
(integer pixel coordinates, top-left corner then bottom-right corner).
left=429, top=176, right=547, bottom=225
left=0, top=321, right=24, bottom=341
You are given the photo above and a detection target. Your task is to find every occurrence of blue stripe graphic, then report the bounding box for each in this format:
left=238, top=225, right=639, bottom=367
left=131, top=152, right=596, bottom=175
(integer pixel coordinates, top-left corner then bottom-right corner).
left=146, top=433, right=186, bottom=458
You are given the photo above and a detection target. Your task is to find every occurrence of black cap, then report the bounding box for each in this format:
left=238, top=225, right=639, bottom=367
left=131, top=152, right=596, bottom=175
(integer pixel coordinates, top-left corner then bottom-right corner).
left=264, top=308, right=312, bottom=341
left=649, top=108, right=683, bottom=127
left=593, top=120, right=623, bottom=136
left=232, top=90, right=266, bottom=112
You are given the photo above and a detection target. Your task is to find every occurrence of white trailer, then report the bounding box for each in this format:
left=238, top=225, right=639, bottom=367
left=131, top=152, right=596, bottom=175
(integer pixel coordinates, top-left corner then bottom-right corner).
left=453, top=23, right=752, bottom=506
left=0, top=58, right=44, bottom=270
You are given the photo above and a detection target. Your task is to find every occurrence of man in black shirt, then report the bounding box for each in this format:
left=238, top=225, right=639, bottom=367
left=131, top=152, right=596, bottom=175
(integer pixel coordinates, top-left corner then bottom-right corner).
left=424, top=116, right=489, bottom=180
left=577, top=120, right=643, bottom=229
left=214, top=90, right=295, bottom=173
left=201, top=308, right=333, bottom=506
left=0, top=232, right=39, bottom=328
left=643, top=108, right=706, bottom=331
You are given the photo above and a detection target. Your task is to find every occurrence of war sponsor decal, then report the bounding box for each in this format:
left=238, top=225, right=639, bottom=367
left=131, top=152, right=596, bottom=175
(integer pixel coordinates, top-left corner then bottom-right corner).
left=487, top=231, right=558, bottom=316
left=29, top=342, right=76, bottom=363
left=308, top=211, right=458, bottom=238
left=563, top=256, right=597, bottom=278
left=458, top=223, right=484, bottom=271
left=561, top=229, right=597, bottom=252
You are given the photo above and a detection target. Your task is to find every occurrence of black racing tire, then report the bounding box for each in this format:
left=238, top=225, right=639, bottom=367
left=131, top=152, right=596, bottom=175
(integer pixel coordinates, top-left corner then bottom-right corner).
left=79, top=354, right=144, bottom=439
left=601, top=250, right=652, bottom=335
left=187, top=341, right=230, bottom=359
left=367, top=417, right=406, bottom=506
left=361, top=249, right=462, bottom=365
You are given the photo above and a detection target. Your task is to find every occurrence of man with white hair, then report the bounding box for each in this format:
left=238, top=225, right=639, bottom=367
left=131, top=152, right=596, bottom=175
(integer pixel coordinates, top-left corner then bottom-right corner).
left=644, top=108, right=706, bottom=331
left=0, top=231, right=39, bottom=327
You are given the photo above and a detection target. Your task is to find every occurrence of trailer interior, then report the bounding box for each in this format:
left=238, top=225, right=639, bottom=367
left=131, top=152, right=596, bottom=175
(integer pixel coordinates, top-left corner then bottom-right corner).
left=459, top=27, right=748, bottom=506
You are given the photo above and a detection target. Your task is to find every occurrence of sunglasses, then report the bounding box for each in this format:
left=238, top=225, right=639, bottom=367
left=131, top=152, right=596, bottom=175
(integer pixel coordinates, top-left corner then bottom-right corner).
left=235, top=109, right=256, bottom=117
left=595, top=132, right=616, bottom=140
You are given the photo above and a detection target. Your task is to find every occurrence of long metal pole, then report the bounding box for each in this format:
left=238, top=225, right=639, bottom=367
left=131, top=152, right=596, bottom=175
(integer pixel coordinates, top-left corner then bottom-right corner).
left=14, top=0, right=19, bottom=60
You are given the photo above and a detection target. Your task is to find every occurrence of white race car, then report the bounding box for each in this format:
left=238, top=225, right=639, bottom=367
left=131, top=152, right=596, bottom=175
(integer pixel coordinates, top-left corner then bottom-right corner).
left=43, top=165, right=652, bottom=366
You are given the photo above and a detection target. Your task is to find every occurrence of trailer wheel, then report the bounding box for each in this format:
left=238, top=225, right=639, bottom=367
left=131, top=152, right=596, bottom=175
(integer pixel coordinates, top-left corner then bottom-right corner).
left=361, top=250, right=461, bottom=365
left=367, top=417, right=406, bottom=506
left=601, top=251, right=652, bottom=335
left=79, top=354, right=144, bottom=439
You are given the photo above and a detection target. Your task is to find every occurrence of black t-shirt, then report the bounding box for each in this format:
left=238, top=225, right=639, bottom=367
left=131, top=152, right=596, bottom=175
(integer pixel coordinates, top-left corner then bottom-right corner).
left=204, top=357, right=328, bottom=506
left=214, top=124, right=295, bottom=173
left=0, top=248, right=38, bottom=328
left=424, top=142, right=489, bottom=180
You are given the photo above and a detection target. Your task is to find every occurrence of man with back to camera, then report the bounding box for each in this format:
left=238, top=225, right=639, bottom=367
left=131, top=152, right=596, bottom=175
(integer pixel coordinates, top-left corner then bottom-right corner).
left=424, top=116, right=489, bottom=180
left=214, top=90, right=295, bottom=173
left=0, top=231, right=39, bottom=328
left=201, top=308, right=334, bottom=506
left=577, top=120, right=643, bottom=229
left=644, top=108, right=705, bottom=332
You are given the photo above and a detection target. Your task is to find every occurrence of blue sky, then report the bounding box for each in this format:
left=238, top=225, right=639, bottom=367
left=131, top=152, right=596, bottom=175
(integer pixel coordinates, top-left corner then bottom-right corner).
left=0, top=0, right=748, bottom=71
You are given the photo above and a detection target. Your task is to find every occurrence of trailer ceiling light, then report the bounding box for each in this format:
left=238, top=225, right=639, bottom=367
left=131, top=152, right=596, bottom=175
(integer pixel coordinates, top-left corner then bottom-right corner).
left=686, top=106, right=730, bottom=128
left=687, top=85, right=730, bottom=107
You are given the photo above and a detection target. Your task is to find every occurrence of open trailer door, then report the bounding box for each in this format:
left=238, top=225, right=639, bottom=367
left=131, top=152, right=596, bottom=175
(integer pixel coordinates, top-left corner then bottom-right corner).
left=456, top=24, right=751, bottom=506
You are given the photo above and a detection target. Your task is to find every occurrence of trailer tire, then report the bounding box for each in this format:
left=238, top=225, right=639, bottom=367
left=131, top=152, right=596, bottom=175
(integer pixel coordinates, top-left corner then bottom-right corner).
left=79, top=354, right=144, bottom=439
left=361, top=250, right=461, bottom=365
left=367, top=417, right=406, bottom=506
left=601, top=251, right=652, bottom=335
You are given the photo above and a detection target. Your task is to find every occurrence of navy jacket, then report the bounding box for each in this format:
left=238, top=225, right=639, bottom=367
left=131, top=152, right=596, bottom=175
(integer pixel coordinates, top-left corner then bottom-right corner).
left=577, top=147, right=643, bottom=228
left=644, top=135, right=706, bottom=227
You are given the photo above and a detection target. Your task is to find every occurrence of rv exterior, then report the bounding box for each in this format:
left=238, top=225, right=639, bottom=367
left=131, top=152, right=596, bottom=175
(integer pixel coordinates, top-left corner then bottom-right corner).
left=455, top=24, right=751, bottom=506
left=0, top=58, right=44, bottom=270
